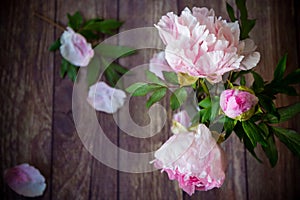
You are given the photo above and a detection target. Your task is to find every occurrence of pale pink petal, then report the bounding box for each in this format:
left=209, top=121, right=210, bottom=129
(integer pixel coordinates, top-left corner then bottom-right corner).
left=4, top=163, right=46, bottom=197
left=149, top=52, right=173, bottom=79
left=241, top=51, right=260, bottom=70
left=173, top=110, right=191, bottom=128
left=87, top=81, right=126, bottom=113
left=154, top=132, right=194, bottom=166
left=239, top=39, right=260, bottom=70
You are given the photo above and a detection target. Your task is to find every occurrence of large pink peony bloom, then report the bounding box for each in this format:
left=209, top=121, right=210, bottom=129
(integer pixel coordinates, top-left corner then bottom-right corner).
left=153, top=124, right=227, bottom=195
left=220, top=88, right=258, bottom=120
left=60, top=27, right=94, bottom=67
left=155, top=7, right=260, bottom=83
left=87, top=81, right=126, bottom=113
left=4, top=163, right=46, bottom=197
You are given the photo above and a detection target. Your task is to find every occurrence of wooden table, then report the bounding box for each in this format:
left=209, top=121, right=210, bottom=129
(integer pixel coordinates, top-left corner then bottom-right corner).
left=1, top=0, right=299, bottom=199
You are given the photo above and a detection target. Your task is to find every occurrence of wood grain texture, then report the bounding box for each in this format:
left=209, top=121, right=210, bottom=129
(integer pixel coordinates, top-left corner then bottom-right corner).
left=51, top=1, right=96, bottom=199
left=246, top=1, right=300, bottom=200
left=89, top=0, right=119, bottom=199
left=118, top=0, right=182, bottom=199
left=0, top=0, right=54, bottom=199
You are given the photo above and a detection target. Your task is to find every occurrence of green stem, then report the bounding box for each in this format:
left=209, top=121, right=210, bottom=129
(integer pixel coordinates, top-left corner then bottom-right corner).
left=200, top=79, right=209, bottom=95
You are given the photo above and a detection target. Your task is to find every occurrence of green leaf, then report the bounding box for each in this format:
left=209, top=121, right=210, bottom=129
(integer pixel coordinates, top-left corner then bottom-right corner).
left=60, top=58, right=69, bottom=78
left=251, top=71, right=264, bottom=92
left=99, top=19, right=123, bottom=33
left=131, top=84, right=163, bottom=96
left=104, top=65, right=120, bottom=87
left=226, top=2, right=236, bottom=22
left=105, top=64, right=129, bottom=87
left=78, top=29, right=99, bottom=40
left=210, top=96, right=220, bottom=121
left=235, top=121, right=262, bottom=162
left=83, top=19, right=123, bottom=34
left=67, top=11, right=83, bottom=31
left=240, top=75, right=246, bottom=86
left=273, top=54, right=287, bottom=82
left=265, top=102, right=300, bottom=124
left=258, top=122, right=269, bottom=137
left=236, top=0, right=248, bottom=20
left=86, top=57, right=101, bottom=86
left=242, top=120, right=267, bottom=147
left=200, top=107, right=211, bottom=123
left=240, top=19, right=256, bottom=40
left=126, top=82, right=147, bottom=93
left=67, top=63, right=78, bottom=82
left=272, top=127, right=300, bottom=156
left=163, top=71, right=179, bottom=85
left=272, top=85, right=297, bottom=96
left=110, top=63, right=129, bottom=75
left=96, top=44, right=136, bottom=58
left=198, top=97, right=211, bottom=108
left=82, top=18, right=103, bottom=27
left=146, top=87, right=167, bottom=108
left=282, top=68, right=300, bottom=85
left=49, top=39, right=61, bottom=51
left=224, top=117, right=237, bottom=139
left=257, top=94, right=279, bottom=119
left=243, top=131, right=262, bottom=163
left=262, top=131, right=278, bottom=167
left=146, top=70, right=166, bottom=86
left=170, top=87, right=188, bottom=110
left=235, top=0, right=256, bottom=39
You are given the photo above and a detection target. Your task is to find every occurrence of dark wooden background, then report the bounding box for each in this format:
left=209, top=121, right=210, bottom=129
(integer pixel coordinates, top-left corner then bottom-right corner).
left=1, top=0, right=300, bottom=199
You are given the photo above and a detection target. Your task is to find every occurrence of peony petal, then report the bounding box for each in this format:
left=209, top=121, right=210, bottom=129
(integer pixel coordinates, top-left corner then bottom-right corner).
left=87, top=81, right=126, bottom=113
left=155, top=132, right=194, bottom=166
left=4, top=163, right=46, bottom=197
left=149, top=52, right=173, bottom=79
left=173, top=110, right=191, bottom=128
left=241, top=51, right=260, bottom=70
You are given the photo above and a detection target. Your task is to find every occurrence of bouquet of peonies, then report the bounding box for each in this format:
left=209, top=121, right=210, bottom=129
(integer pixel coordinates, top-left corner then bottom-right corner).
left=125, top=2, right=300, bottom=196
left=7, top=0, right=299, bottom=198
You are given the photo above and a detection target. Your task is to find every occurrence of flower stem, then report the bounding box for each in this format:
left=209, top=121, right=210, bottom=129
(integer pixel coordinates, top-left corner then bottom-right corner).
left=33, top=11, right=65, bottom=31
left=200, top=79, right=209, bottom=95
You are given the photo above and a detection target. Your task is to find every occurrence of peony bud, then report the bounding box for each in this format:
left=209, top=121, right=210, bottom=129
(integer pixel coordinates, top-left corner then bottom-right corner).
left=220, top=87, right=258, bottom=121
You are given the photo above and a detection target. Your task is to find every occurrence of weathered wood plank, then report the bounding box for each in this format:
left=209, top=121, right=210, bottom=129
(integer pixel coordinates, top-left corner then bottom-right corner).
left=88, top=0, right=119, bottom=199
left=246, top=0, right=300, bottom=199
left=51, top=1, right=98, bottom=199
left=118, top=0, right=182, bottom=199
left=0, top=0, right=54, bottom=199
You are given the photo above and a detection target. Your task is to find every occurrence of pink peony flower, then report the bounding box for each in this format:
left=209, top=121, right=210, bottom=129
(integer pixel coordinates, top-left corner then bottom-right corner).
left=4, top=163, right=46, bottom=197
left=149, top=51, right=173, bottom=79
left=220, top=88, right=258, bottom=120
left=60, top=27, right=94, bottom=66
left=155, top=7, right=260, bottom=83
left=87, top=81, right=126, bottom=113
left=153, top=124, right=227, bottom=195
